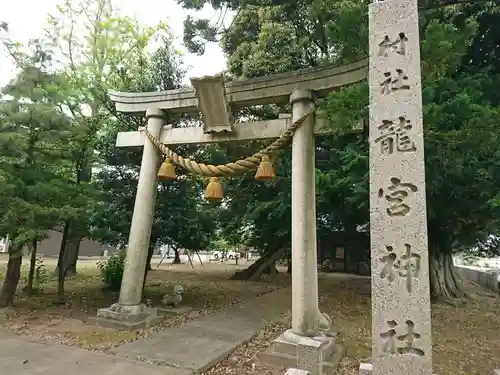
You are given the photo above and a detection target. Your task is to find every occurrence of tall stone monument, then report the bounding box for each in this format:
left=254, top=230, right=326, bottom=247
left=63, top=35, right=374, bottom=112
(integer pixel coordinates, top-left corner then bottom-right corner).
left=360, top=0, right=433, bottom=374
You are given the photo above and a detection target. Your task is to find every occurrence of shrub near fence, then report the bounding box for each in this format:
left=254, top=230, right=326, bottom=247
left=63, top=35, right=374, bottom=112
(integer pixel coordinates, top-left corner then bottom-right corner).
left=455, top=265, right=499, bottom=294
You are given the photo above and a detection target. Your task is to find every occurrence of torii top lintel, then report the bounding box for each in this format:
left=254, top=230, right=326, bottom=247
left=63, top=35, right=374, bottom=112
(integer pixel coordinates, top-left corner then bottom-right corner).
left=108, top=58, right=368, bottom=114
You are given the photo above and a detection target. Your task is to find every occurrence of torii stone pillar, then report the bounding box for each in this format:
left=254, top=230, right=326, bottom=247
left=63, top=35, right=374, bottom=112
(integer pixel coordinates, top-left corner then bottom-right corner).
left=290, top=90, right=319, bottom=336
left=95, top=108, right=164, bottom=328
left=262, top=90, right=338, bottom=375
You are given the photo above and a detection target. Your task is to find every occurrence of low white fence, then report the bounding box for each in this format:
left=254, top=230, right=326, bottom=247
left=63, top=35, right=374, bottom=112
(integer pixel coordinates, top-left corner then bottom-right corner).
left=455, top=265, right=499, bottom=293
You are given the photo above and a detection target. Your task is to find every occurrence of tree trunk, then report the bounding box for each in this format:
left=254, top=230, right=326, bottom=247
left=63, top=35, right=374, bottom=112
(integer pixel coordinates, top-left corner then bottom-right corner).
left=26, top=238, right=38, bottom=295
left=55, top=237, right=80, bottom=277
left=65, top=238, right=81, bottom=276
left=268, top=260, right=278, bottom=280
left=0, top=250, right=22, bottom=307
left=57, top=160, right=91, bottom=278
left=146, top=245, right=154, bottom=271
left=429, top=248, right=467, bottom=301
left=142, top=244, right=155, bottom=297
left=286, top=254, right=292, bottom=274
left=55, top=221, right=71, bottom=303
left=231, top=253, right=269, bottom=280
left=231, top=248, right=284, bottom=281
left=172, top=248, right=181, bottom=264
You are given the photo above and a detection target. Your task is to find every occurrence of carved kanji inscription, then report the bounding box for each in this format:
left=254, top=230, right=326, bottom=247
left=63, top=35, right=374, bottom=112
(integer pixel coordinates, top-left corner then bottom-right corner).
left=380, top=320, right=425, bottom=356
left=374, top=116, right=416, bottom=155
left=378, top=177, right=418, bottom=217
left=380, top=69, right=410, bottom=95
left=379, top=32, right=408, bottom=57
left=380, top=244, right=422, bottom=293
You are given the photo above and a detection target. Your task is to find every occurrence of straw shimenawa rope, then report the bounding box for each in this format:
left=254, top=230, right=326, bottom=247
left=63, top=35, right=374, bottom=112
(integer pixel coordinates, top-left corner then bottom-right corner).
left=143, top=109, right=315, bottom=178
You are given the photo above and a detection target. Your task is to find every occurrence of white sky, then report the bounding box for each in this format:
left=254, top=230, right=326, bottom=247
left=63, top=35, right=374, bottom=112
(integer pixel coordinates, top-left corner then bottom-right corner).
left=0, top=0, right=233, bottom=88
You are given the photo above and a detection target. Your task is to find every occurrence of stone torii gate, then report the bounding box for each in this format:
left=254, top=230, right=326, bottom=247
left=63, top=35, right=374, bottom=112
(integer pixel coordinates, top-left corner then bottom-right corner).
left=95, top=58, right=367, bottom=369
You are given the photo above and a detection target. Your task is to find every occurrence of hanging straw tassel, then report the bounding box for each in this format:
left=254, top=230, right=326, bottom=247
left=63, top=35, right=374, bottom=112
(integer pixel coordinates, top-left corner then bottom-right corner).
left=204, top=177, right=223, bottom=202
left=157, top=157, right=177, bottom=180
left=255, top=154, right=276, bottom=181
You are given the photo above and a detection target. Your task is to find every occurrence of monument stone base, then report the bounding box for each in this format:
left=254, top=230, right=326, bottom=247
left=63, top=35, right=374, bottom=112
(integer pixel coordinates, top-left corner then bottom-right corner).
left=358, top=363, right=438, bottom=375
left=260, top=329, right=344, bottom=375
left=90, top=303, right=162, bottom=330
left=284, top=369, right=311, bottom=375
left=358, top=363, right=372, bottom=375
left=157, top=306, right=193, bottom=317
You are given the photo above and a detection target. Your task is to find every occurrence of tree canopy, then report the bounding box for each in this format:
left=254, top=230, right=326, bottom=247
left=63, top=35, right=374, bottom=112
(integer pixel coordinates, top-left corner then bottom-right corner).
left=178, top=0, right=500, bottom=298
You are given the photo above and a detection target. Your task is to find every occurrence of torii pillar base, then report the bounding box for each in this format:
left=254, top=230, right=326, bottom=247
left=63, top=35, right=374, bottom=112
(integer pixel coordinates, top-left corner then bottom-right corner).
left=91, top=303, right=162, bottom=331
left=259, top=330, right=344, bottom=375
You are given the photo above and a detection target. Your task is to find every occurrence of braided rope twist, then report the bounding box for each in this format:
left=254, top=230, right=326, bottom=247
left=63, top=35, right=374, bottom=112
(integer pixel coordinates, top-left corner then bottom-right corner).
left=144, top=109, right=314, bottom=177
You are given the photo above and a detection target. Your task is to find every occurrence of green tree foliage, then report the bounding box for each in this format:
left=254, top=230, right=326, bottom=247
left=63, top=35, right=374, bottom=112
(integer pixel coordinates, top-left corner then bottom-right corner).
left=222, top=154, right=293, bottom=253
left=43, top=0, right=171, bottom=276
left=178, top=0, right=498, bottom=56
left=320, top=4, right=500, bottom=299
left=190, top=2, right=370, bottom=280
left=97, top=249, right=126, bottom=291
left=0, top=39, right=90, bottom=306
left=91, top=38, right=215, bottom=270
left=179, top=0, right=500, bottom=299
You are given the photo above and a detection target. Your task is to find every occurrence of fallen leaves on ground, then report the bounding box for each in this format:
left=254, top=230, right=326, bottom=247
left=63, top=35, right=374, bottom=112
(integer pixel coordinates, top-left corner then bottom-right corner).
left=202, top=275, right=500, bottom=375
left=0, top=261, right=289, bottom=350
left=1, top=261, right=499, bottom=375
